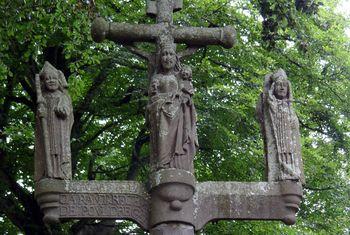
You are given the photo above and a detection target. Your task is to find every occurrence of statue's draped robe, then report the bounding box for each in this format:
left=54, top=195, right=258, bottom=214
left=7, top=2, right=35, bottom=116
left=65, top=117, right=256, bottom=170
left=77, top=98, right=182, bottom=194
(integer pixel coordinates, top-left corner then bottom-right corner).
left=268, top=96, right=301, bottom=181
left=148, top=73, right=198, bottom=173
left=35, top=90, right=73, bottom=181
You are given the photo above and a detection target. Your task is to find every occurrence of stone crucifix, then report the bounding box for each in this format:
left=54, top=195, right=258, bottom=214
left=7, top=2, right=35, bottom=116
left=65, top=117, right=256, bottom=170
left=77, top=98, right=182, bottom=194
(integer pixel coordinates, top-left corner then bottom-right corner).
left=91, top=0, right=235, bottom=78
left=35, top=1, right=303, bottom=235
left=90, top=1, right=236, bottom=233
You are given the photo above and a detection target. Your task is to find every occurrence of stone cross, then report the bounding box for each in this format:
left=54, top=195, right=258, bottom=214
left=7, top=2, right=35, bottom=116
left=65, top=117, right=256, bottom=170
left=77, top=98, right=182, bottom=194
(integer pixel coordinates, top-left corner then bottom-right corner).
left=35, top=1, right=303, bottom=234
left=91, top=1, right=235, bottom=49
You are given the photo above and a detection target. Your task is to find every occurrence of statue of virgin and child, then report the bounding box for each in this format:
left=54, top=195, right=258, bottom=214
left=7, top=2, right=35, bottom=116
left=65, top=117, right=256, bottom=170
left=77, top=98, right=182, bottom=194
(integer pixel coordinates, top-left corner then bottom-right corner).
left=147, top=38, right=198, bottom=173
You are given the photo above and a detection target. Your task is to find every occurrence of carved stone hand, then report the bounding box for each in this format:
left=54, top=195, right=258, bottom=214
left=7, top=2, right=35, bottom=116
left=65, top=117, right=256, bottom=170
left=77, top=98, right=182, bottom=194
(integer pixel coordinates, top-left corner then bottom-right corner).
left=55, top=105, right=68, bottom=119
left=38, top=103, right=47, bottom=118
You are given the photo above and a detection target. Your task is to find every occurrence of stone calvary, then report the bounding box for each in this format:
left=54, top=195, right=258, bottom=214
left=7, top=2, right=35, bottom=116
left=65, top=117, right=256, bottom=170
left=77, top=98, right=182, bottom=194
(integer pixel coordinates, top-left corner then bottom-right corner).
left=34, top=1, right=304, bottom=234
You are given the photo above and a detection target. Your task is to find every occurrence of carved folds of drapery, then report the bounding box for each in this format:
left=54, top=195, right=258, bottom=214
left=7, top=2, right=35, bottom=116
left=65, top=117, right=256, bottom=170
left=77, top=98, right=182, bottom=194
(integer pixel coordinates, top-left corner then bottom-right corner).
left=35, top=61, right=73, bottom=181
left=256, top=69, right=304, bottom=183
left=147, top=38, right=198, bottom=173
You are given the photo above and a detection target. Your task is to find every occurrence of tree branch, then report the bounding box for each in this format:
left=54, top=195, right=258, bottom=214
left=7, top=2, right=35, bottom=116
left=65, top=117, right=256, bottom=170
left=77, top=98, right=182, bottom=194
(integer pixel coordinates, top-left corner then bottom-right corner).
left=73, top=71, right=106, bottom=125
left=93, top=155, right=149, bottom=176
left=304, top=184, right=346, bottom=191
left=208, top=58, right=259, bottom=87
left=178, top=46, right=201, bottom=60
left=75, top=121, right=119, bottom=152
left=19, top=77, right=36, bottom=104
left=0, top=169, right=33, bottom=213
left=113, top=57, right=147, bottom=71
left=0, top=168, right=47, bottom=234
left=0, top=195, right=28, bottom=232
left=127, top=126, right=150, bottom=180
left=87, top=153, right=98, bottom=180
left=298, top=118, right=327, bottom=135
left=0, top=75, right=14, bottom=133
left=125, top=45, right=151, bottom=61
left=71, top=121, right=119, bottom=174
left=8, top=95, right=35, bottom=112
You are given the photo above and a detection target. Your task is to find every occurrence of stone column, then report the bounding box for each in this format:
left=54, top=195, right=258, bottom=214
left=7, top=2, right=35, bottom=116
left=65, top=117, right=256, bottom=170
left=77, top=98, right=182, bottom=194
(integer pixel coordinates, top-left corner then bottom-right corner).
left=149, top=169, right=196, bottom=235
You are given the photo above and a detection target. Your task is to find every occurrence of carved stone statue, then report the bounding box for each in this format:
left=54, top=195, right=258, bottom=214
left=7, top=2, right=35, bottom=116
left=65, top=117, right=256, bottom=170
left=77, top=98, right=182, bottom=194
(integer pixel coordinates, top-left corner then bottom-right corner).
left=35, top=61, right=73, bottom=181
left=33, top=2, right=305, bottom=233
left=256, top=69, right=304, bottom=183
left=147, top=37, right=198, bottom=173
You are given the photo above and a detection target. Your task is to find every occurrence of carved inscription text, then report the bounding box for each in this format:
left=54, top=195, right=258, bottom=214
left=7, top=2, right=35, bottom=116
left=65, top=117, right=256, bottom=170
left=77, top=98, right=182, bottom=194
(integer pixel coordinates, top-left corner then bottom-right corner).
left=59, top=193, right=149, bottom=229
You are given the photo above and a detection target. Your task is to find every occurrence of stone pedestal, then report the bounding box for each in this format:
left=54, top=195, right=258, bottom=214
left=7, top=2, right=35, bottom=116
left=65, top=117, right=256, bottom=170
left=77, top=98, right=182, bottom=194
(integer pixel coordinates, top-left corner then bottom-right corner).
left=149, top=169, right=196, bottom=229
left=150, top=223, right=194, bottom=235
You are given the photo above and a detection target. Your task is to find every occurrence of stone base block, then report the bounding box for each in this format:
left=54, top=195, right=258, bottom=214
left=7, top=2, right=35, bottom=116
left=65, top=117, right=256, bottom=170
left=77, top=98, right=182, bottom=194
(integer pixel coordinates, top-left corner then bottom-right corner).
left=149, top=169, right=196, bottom=228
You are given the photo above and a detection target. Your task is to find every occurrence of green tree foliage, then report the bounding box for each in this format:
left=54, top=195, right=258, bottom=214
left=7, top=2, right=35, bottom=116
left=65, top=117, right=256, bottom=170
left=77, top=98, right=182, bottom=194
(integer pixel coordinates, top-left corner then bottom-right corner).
left=0, top=0, right=349, bottom=234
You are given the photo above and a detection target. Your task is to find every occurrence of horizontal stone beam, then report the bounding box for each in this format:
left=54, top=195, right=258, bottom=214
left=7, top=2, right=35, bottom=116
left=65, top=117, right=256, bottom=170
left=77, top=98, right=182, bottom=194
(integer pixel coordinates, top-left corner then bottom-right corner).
left=91, top=17, right=236, bottom=48
left=35, top=179, right=302, bottom=232
left=35, top=179, right=150, bottom=230
left=193, top=181, right=303, bottom=231
left=174, top=26, right=236, bottom=49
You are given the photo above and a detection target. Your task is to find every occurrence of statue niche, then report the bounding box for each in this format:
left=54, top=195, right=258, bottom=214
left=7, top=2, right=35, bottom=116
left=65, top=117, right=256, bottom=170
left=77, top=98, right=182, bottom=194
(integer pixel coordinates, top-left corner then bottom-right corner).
left=256, top=69, right=304, bottom=183
left=35, top=61, right=74, bottom=181
left=147, top=38, right=198, bottom=173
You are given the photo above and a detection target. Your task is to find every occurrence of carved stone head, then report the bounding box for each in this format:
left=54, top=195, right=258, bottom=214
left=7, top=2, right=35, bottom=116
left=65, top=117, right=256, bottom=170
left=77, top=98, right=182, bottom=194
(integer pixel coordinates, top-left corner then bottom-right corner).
left=181, top=65, right=192, bottom=81
left=39, top=61, right=67, bottom=92
left=160, top=46, right=176, bottom=71
left=159, top=35, right=178, bottom=72
left=271, top=69, right=291, bottom=100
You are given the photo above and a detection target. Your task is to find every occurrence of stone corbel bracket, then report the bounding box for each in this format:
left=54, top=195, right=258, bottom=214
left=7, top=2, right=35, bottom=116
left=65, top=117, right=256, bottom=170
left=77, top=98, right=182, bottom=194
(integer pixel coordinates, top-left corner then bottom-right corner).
left=149, top=168, right=196, bottom=228
left=35, top=179, right=150, bottom=230
left=193, top=181, right=303, bottom=231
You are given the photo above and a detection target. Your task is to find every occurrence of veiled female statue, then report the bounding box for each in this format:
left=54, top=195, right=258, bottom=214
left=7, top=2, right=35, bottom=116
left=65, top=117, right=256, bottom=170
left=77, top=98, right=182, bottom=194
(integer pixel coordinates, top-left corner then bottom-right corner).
left=256, top=69, right=304, bottom=183
left=147, top=39, right=198, bottom=173
left=35, top=62, right=74, bottom=181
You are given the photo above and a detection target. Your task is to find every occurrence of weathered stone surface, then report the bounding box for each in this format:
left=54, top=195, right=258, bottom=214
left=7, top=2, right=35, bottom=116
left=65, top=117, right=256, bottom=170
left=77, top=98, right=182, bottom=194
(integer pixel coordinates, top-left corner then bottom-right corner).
left=149, top=169, right=195, bottom=227
left=91, top=17, right=236, bottom=48
left=147, top=38, right=198, bottom=173
left=64, top=180, right=149, bottom=196
left=193, top=181, right=303, bottom=230
left=146, top=0, right=183, bottom=18
left=256, top=69, right=305, bottom=183
left=150, top=223, right=194, bottom=235
left=35, top=179, right=150, bottom=230
left=35, top=61, right=73, bottom=181
left=59, top=193, right=148, bottom=226
left=149, top=168, right=196, bottom=189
